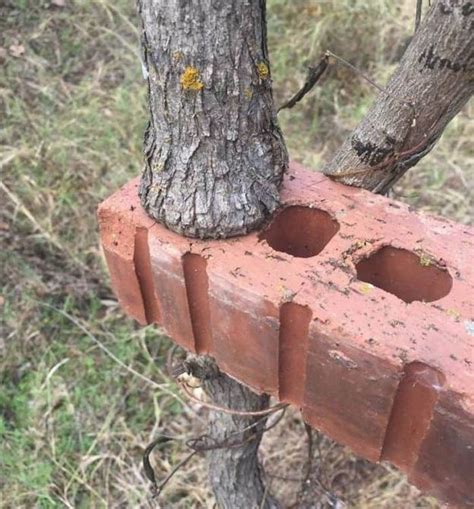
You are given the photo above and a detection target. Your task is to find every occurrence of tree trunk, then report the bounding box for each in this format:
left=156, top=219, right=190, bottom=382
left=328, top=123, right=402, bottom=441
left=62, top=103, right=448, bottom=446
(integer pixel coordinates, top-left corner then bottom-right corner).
left=186, top=357, right=280, bottom=509
left=137, top=1, right=285, bottom=507
left=137, top=0, right=288, bottom=239
left=323, top=0, right=473, bottom=194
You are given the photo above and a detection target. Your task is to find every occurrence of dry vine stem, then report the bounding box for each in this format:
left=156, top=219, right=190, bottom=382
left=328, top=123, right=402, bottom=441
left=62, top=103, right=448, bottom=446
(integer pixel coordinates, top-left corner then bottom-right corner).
left=177, top=379, right=287, bottom=417
left=145, top=357, right=335, bottom=506
left=142, top=400, right=287, bottom=498
left=142, top=348, right=289, bottom=501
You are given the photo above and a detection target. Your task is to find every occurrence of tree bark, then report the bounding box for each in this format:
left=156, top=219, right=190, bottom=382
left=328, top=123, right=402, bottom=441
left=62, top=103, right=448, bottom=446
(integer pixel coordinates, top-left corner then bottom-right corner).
left=186, top=357, right=280, bottom=509
left=137, top=0, right=288, bottom=239
left=323, top=0, right=473, bottom=194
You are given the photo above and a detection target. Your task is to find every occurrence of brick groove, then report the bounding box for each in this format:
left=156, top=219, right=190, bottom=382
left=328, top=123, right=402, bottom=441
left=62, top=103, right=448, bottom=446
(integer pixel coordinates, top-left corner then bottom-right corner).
left=381, top=362, right=445, bottom=469
left=182, top=253, right=213, bottom=355
left=98, top=163, right=474, bottom=508
left=278, top=302, right=312, bottom=405
left=134, top=226, right=161, bottom=324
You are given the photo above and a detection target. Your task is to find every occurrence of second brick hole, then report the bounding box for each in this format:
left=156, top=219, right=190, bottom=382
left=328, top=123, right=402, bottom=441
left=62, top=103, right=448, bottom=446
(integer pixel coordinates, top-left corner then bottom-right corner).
left=259, top=205, right=340, bottom=258
left=356, top=247, right=453, bottom=303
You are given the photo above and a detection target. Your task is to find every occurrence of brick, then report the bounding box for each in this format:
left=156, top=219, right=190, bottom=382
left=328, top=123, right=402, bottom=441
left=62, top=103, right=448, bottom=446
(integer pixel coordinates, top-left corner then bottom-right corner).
left=410, top=392, right=474, bottom=507
left=303, top=328, right=400, bottom=462
left=98, top=178, right=156, bottom=325
left=147, top=234, right=195, bottom=351
left=98, top=162, right=474, bottom=508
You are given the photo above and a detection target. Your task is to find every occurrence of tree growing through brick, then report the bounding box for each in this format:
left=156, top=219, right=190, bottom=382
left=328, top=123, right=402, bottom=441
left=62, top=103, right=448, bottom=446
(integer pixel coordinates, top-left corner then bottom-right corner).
left=137, top=1, right=286, bottom=507
left=137, top=0, right=472, bottom=507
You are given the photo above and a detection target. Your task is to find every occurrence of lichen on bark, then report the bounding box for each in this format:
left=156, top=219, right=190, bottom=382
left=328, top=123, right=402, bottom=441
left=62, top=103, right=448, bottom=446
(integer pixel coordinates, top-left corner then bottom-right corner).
left=137, top=0, right=288, bottom=239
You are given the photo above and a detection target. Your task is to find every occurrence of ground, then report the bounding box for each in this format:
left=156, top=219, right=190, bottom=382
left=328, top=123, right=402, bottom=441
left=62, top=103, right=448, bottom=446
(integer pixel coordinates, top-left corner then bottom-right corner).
left=0, top=1, right=472, bottom=508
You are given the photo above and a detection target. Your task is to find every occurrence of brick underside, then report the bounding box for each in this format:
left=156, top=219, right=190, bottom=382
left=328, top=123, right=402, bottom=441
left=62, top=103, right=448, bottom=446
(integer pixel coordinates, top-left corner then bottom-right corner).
left=98, top=162, right=474, bottom=508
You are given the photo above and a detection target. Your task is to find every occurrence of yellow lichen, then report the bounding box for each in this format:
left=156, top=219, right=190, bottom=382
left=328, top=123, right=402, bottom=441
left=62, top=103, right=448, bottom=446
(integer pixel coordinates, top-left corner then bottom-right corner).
left=354, top=239, right=368, bottom=250
left=257, top=62, right=269, bottom=80
left=180, top=66, right=204, bottom=91
left=152, top=160, right=165, bottom=173
left=277, top=284, right=295, bottom=302
left=418, top=253, right=432, bottom=267
left=359, top=282, right=373, bottom=295
left=446, top=308, right=461, bottom=320
left=172, top=50, right=184, bottom=63
left=244, top=87, right=253, bottom=100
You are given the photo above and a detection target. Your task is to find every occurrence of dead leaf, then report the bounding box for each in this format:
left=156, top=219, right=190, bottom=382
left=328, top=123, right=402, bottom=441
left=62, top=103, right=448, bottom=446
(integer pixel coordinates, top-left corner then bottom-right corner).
left=9, top=43, right=25, bottom=58
left=51, top=0, right=66, bottom=6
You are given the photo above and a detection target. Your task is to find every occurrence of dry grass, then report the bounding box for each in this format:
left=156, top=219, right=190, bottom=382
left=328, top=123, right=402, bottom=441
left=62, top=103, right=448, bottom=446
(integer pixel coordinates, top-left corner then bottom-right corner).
left=0, top=0, right=471, bottom=508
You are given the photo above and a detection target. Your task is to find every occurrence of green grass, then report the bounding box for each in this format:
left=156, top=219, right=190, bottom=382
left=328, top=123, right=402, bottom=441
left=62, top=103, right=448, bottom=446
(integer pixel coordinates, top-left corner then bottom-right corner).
left=0, top=0, right=471, bottom=507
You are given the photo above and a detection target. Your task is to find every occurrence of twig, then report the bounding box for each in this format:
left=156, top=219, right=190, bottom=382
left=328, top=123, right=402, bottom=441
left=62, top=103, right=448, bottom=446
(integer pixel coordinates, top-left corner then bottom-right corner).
left=303, top=423, right=314, bottom=485
left=144, top=406, right=287, bottom=497
left=178, top=379, right=288, bottom=417
left=278, top=54, right=329, bottom=111
left=325, top=50, right=385, bottom=94
left=185, top=406, right=287, bottom=452
left=259, top=481, right=271, bottom=509
left=142, top=435, right=175, bottom=487
left=295, top=423, right=314, bottom=505
left=279, top=50, right=414, bottom=118
left=415, top=0, right=423, bottom=32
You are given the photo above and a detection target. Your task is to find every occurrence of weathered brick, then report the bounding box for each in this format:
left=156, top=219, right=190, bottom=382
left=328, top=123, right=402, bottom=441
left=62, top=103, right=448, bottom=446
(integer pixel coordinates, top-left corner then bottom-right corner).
left=98, top=162, right=474, bottom=508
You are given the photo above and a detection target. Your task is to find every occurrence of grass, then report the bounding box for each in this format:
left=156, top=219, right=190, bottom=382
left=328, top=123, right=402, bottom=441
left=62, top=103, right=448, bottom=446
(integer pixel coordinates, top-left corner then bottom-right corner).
left=0, top=0, right=471, bottom=507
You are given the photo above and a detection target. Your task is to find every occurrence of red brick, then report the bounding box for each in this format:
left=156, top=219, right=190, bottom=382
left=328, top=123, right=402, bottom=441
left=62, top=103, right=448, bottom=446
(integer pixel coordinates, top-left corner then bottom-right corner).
left=410, top=392, right=474, bottom=507
left=98, top=162, right=474, bottom=508
left=147, top=234, right=196, bottom=352
left=207, top=272, right=280, bottom=394
left=303, top=327, right=400, bottom=462
left=381, top=362, right=445, bottom=471
left=98, top=178, right=155, bottom=325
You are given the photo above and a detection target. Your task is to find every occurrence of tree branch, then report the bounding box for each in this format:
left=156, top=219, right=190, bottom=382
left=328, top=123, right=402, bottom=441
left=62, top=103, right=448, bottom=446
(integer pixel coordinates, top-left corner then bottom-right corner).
left=323, top=0, right=473, bottom=194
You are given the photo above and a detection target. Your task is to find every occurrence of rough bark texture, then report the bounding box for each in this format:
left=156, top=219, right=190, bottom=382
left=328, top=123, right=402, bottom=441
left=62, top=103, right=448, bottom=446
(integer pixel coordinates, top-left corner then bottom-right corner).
left=186, top=356, right=280, bottom=509
left=138, top=0, right=288, bottom=239
left=324, top=0, right=473, bottom=194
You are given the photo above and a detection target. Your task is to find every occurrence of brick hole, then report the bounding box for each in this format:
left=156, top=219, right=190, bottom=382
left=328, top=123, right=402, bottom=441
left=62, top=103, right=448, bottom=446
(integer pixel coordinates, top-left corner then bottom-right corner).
left=182, top=253, right=213, bottom=354
left=259, top=206, right=340, bottom=258
left=356, top=246, right=452, bottom=303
